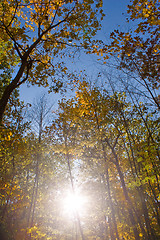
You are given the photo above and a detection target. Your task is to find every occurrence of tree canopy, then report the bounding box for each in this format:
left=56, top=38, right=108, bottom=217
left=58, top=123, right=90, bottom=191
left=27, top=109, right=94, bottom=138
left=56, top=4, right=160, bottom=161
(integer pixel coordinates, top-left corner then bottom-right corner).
left=0, top=0, right=104, bottom=122
left=103, top=0, right=160, bottom=109
left=0, top=0, right=160, bottom=239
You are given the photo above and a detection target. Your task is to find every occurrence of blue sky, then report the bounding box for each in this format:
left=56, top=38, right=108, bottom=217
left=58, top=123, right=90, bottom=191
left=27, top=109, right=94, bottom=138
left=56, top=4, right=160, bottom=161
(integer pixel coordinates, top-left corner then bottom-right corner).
left=19, top=0, right=129, bottom=104
left=103, top=0, right=128, bottom=32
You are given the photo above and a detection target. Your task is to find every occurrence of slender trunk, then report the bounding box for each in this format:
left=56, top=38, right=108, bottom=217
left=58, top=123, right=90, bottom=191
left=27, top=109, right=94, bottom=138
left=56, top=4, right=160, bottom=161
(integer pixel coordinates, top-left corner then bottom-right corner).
left=1, top=176, right=14, bottom=221
left=148, top=180, right=160, bottom=227
left=64, top=134, right=85, bottom=240
left=102, top=155, right=119, bottom=240
left=105, top=136, right=149, bottom=239
left=108, top=216, right=115, bottom=240
left=138, top=186, right=157, bottom=240
left=1, top=156, right=15, bottom=220
left=115, top=162, right=141, bottom=240
left=25, top=173, right=36, bottom=239
left=29, top=137, right=41, bottom=236
left=121, top=127, right=156, bottom=238
left=30, top=160, right=39, bottom=227
left=93, top=106, right=120, bottom=240
left=116, top=106, right=158, bottom=238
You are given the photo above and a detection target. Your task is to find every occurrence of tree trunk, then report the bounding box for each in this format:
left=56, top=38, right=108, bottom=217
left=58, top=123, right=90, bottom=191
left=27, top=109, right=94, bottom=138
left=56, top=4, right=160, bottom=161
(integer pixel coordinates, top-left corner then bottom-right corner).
left=115, top=162, right=141, bottom=240
left=0, top=62, right=27, bottom=123
left=102, top=152, right=120, bottom=240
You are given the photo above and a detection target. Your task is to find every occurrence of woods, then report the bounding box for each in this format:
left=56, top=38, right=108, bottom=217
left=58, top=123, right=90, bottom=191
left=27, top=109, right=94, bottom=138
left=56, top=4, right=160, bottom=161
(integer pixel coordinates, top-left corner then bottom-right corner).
left=0, top=0, right=160, bottom=239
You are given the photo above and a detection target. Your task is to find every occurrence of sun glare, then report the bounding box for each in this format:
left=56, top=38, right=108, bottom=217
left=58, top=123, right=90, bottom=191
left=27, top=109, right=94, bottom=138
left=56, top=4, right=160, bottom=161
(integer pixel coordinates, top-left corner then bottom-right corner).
left=63, top=192, right=87, bottom=216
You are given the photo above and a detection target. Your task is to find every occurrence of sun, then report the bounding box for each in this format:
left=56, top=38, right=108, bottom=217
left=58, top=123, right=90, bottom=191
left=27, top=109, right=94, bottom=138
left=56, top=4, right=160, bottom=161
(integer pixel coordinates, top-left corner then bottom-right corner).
left=63, top=191, right=87, bottom=216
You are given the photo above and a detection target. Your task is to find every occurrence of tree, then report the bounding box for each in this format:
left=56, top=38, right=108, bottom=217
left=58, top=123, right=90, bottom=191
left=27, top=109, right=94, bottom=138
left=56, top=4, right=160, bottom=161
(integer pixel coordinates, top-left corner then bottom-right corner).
left=53, top=80, right=160, bottom=239
left=0, top=93, right=68, bottom=239
left=0, top=0, right=104, bottom=122
left=0, top=96, right=30, bottom=239
left=103, top=0, right=160, bottom=110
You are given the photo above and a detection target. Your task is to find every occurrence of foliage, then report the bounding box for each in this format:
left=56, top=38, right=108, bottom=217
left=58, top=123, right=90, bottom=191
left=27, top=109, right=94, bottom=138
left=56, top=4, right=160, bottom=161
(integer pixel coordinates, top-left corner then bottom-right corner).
left=0, top=0, right=104, bottom=122
left=52, top=80, right=160, bottom=239
left=0, top=0, right=160, bottom=239
left=103, top=0, right=160, bottom=109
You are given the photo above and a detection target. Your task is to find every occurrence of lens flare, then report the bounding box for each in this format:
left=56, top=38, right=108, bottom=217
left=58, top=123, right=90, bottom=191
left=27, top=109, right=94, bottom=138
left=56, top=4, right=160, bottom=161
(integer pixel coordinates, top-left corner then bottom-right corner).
left=63, top=192, right=87, bottom=216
